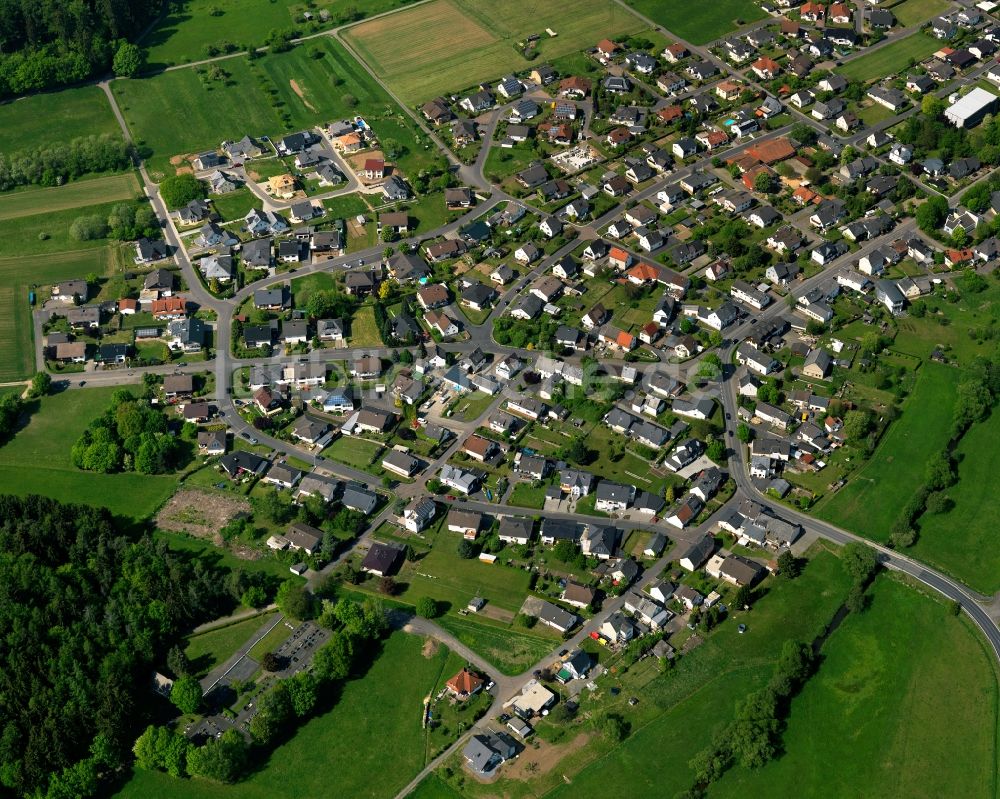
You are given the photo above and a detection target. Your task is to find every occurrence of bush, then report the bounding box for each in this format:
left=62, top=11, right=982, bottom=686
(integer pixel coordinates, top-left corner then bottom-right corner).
left=159, top=173, right=207, bottom=209
left=415, top=596, right=440, bottom=618
left=69, top=214, right=108, bottom=241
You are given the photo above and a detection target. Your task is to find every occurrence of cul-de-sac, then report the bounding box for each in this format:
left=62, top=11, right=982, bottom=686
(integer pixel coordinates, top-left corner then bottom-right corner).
left=2, top=0, right=1000, bottom=797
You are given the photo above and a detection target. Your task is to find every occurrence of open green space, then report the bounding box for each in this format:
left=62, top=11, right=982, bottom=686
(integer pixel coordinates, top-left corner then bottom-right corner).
left=115, top=632, right=454, bottom=799
left=816, top=362, right=958, bottom=541
left=435, top=614, right=556, bottom=675
left=113, top=38, right=432, bottom=178
left=0, top=86, right=120, bottom=155
left=711, top=575, right=1000, bottom=799
left=0, top=173, right=139, bottom=221
left=837, top=33, right=940, bottom=82
left=142, top=0, right=421, bottom=68
left=185, top=612, right=278, bottom=677
left=890, top=0, right=952, bottom=26
left=209, top=187, right=257, bottom=222
left=894, top=285, right=1000, bottom=364
left=155, top=529, right=305, bottom=583
left=0, top=200, right=127, bottom=256
left=323, top=435, right=384, bottom=469
left=623, top=0, right=766, bottom=44
left=246, top=617, right=294, bottom=661
left=907, top=410, right=1000, bottom=593
left=410, top=774, right=464, bottom=799
left=344, top=0, right=647, bottom=104
left=0, top=387, right=177, bottom=519
left=348, top=305, right=383, bottom=347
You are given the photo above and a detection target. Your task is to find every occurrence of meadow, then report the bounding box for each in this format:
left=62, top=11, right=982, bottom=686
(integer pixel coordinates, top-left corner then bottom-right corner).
left=623, top=0, right=767, bottom=44
left=0, top=86, right=120, bottom=154
left=837, top=32, right=941, bottom=82
left=710, top=576, right=1000, bottom=799
left=184, top=612, right=278, bottom=677
left=907, top=410, right=1000, bottom=593
left=815, top=362, right=958, bottom=540
left=141, top=0, right=421, bottom=69
left=890, top=0, right=953, bottom=27
left=114, top=633, right=457, bottom=799
left=113, top=38, right=433, bottom=179
left=343, top=0, right=647, bottom=104
left=0, top=387, right=177, bottom=519
left=0, top=174, right=140, bottom=221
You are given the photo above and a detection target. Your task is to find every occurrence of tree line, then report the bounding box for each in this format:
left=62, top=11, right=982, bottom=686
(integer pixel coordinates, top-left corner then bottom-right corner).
left=0, top=0, right=160, bottom=98
left=0, top=135, right=131, bottom=192
left=0, top=494, right=240, bottom=799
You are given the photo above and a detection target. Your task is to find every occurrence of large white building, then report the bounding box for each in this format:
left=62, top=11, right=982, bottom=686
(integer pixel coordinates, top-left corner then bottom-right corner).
left=945, top=87, right=1000, bottom=128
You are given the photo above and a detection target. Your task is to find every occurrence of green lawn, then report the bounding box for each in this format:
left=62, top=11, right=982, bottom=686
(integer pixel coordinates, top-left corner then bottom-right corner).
left=907, top=410, right=1000, bottom=593
left=816, top=363, right=958, bottom=541
left=894, top=286, right=1000, bottom=364
left=838, top=33, right=941, bottom=82
left=291, top=271, right=338, bottom=306
left=710, top=575, right=1000, bottom=799
left=185, top=612, right=278, bottom=677
left=0, top=86, right=120, bottom=154
left=0, top=173, right=139, bottom=221
left=115, top=632, right=456, bottom=799
left=623, top=0, right=767, bottom=44
left=409, top=774, right=464, bottom=799
left=113, top=38, right=430, bottom=179
left=435, top=614, right=557, bottom=675
left=349, top=305, right=384, bottom=347
left=891, top=0, right=952, bottom=26
left=155, top=529, right=306, bottom=583
left=344, top=0, right=647, bottom=104
left=0, top=201, right=127, bottom=256
left=404, top=191, right=450, bottom=235
left=323, top=435, right=384, bottom=469
left=246, top=617, right=294, bottom=661
left=209, top=187, right=257, bottom=222
left=508, top=480, right=549, bottom=509
left=0, top=388, right=177, bottom=519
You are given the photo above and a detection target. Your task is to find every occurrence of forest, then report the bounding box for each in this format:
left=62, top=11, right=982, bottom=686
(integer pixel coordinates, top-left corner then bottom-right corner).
left=0, top=495, right=244, bottom=799
left=0, top=0, right=160, bottom=97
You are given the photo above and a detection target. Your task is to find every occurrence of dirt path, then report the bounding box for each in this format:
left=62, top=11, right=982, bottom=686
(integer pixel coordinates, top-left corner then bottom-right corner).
left=290, top=79, right=317, bottom=112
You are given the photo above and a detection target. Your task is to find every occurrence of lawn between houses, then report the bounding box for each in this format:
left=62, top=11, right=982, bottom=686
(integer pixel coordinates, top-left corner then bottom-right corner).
left=0, top=387, right=178, bottom=519
left=343, top=0, right=648, bottom=105
left=114, top=632, right=462, bottom=799
left=814, top=361, right=958, bottom=540
left=836, top=32, right=941, bottom=83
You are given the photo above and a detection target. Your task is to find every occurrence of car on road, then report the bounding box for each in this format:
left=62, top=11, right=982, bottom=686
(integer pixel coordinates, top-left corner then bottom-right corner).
left=78, top=380, right=86, bottom=386
left=725, top=412, right=731, bottom=420
left=178, top=362, right=187, bottom=367
left=446, top=495, right=456, bottom=500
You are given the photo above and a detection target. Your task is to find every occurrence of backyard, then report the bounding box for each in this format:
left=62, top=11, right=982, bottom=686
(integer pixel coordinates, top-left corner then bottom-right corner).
left=837, top=32, right=940, bottom=82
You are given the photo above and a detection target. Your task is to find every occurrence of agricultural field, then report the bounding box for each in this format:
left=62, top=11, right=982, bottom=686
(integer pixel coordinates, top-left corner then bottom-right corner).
left=115, top=633, right=457, bottom=799
left=0, top=200, right=128, bottom=257
left=141, top=0, right=422, bottom=69
left=907, top=410, right=1000, bottom=593
left=0, top=86, right=120, bottom=154
left=113, top=38, right=432, bottom=179
left=0, top=387, right=177, bottom=519
left=623, top=0, right=767, bottom=44
left=837, top=32, right=940, bottom=82
left=343, top=0, right=648, bottom=104
left=815, top=362, right=958, bottom=540
left=184, top=612, right=278, bottom=677
left=0, top=173, right=140, bottom=221
left=711, top=576, right=1000, bottom=799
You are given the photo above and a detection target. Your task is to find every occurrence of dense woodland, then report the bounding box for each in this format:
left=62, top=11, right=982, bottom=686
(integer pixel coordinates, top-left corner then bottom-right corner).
left=0, top=0, right=159, bottom=97
left=0, top=495, right=241, bottom=798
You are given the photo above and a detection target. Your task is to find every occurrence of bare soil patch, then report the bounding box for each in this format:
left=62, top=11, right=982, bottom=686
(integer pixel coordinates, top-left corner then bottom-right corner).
left=289, top=79, right=318, bottom=112
left=421, top=637, right=440, bottom=658
left=503, top=732, right=594, bottom=781
left=156, top=487, right=251, bottom=543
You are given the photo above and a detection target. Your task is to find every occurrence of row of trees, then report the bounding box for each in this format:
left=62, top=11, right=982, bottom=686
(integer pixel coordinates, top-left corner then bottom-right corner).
left=70, top=389, right=183, bottom=474
left=0, top=495, right=238, bottom=798
left=70, top=200, right=159, bottom=243
left=0, top=134, right=131, bottom=191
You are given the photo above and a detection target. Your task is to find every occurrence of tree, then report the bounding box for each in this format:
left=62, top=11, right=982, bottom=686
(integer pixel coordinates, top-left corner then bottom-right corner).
left=457, top=539, right=477, bottom=559
left=113, top=41, right=143, bottom=77
left=262, top=651, right=282, bottom=672
left=753, top=170, right=773, bottom=193
left=167, top=645, right=191, bottom=678
left=597, top=712, right=630, bottom=742
left=415, top=596, right=440, bottom=618
left=186, top=729, right=248, bottom=783
left=28, top=371, right=51, bottom=398
left=776, top=550, right=801, bottom=579
left=313, top=630, right=355, bottom=681
left=132, top=725, right=188, bottom=777
left=706, top=439, right=726, bottom=462
left=170, top=674, right=203, bottom=714
left=845, top=583, right=869, bottom=613
left=159, top=173, right=206, bottom=209
left=916, top=195, right=948, bottom=233
left=70, top=214, right=108, bottom=241
left=842, top=542, right=879, bottom=585
left=342, top=93, right=358, bottom=108
left=277, top=580, right=315, bottom=620
left=734, top=584, right=753, bottom=609
left=737, top=423, right=752, bottom=443
left=241, top=585, right=267, bottom=608
left=922, top=94, right=945, bottom=119
left=842, top=410, right=872, bottom=442
left=287, top=671, right=319, bottom=717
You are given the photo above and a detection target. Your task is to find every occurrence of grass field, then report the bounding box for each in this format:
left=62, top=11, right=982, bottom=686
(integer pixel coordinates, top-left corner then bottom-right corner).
left=837, top=32, right=941, bottom=82
left=890, top=0, right=952, bottom=26
left=907, top=410, right=1000, bottom=593
left=436, top=614, right=557, bottom=675
left=349, top=305, right=384, bottom=346
left=623, top=0, right=767, bottom=44
left=409, top=774, right=464, bottom=799
left=0, top=248, right=115, bottom=381
left=114, top=38, right=433, bottom=178
left=324, top=435, right=383, bottom=469
left=816, top=363, right=958, bottom=541
left=0, top=174, right=139, bottom=221
left=343, top=0, right=647, bottom=104
left=710, top=575, right=1000, bottom=799
left=0, top=86, right=120, bottom=154
left=115, top=632, right=454, bottom=799
left=0, top=200, right=126, bottom=256
left=0, top=387, right=177, bottom=519
left=246, top=617, right=294, bottom=661
left=155, top=529, right=306, bottom=582
left=142, top=0, right=420, bottom=69
left=185, top=612, right=278, bottom=677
